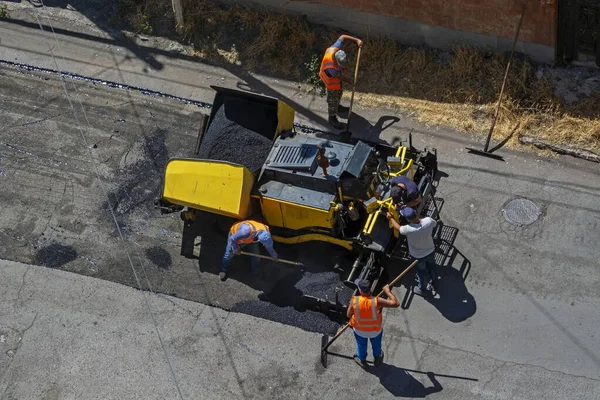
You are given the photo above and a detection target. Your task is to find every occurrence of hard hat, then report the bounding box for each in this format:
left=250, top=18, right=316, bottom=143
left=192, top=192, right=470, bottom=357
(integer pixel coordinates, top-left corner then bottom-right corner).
left=334, top=50, right=348, bottom=66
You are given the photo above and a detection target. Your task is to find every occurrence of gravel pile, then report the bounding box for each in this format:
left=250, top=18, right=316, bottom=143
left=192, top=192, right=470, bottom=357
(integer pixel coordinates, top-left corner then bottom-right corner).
left=197, top=100, right=275, bottom=173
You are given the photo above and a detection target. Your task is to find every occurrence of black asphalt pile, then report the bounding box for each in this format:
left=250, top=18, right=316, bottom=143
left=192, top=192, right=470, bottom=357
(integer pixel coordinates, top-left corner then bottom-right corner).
left=230, top=270, right=353, bottom=336
left=197, top=101, right=275, bottom=173
left=231, top=301, right=341, bottom=336
left=295, top=271, right=353, bottom=305
left=34, top=243, right=78, bottom=269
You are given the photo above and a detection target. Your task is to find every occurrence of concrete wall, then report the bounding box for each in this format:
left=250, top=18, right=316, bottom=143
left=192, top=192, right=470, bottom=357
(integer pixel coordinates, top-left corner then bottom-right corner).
left=225, top=0, right=556, bottom=64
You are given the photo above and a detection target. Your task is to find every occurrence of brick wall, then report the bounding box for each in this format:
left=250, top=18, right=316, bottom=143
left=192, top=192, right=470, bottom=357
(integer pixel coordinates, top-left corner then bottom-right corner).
left=307, top=0, right=556, bottom=46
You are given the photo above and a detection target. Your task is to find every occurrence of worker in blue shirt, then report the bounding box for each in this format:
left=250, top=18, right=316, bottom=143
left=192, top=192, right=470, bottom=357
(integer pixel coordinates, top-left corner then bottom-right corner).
left=319, top=34, right=363, bottom=129
left=390, top=175, right=422, bottom=211
left=220, top=220, right=278, bottom=281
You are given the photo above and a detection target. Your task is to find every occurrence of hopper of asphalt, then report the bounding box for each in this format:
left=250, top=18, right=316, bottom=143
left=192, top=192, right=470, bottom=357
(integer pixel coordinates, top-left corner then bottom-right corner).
left=196, top=100, right=274, bottom=173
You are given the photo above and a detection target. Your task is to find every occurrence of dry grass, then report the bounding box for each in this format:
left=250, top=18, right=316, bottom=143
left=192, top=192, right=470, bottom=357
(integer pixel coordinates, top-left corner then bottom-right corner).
left=119, top=0, right=600, bottom=156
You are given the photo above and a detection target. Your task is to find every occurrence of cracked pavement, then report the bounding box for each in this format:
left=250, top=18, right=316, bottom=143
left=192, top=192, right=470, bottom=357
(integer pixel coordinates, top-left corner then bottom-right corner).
left=1, top=2, right=600, bottom=399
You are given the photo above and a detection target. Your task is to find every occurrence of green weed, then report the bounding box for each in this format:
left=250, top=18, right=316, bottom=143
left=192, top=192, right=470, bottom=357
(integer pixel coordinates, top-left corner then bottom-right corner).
left=0, top=3, right=9, bottom=19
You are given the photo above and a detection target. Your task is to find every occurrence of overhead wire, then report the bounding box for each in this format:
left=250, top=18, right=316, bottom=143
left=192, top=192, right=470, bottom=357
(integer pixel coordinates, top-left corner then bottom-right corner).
left=30, top=3, right=184, bottom=399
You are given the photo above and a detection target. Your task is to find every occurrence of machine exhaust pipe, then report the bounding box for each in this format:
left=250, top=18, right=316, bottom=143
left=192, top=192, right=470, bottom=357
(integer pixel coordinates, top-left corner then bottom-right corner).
left=343, top=252, right=363, bottom=288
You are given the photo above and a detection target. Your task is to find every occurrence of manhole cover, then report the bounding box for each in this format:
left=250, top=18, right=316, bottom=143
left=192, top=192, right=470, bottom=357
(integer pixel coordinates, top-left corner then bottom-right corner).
left=502, top=198, right=541, bottom=226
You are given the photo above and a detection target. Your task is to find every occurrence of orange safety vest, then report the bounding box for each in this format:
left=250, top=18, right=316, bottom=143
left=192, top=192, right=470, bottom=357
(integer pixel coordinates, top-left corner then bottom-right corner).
left=349, top=295, right=383, bottom=332
left=319, top=47, right=343, bottom=91
left=230, top=220, right=270, bottom=245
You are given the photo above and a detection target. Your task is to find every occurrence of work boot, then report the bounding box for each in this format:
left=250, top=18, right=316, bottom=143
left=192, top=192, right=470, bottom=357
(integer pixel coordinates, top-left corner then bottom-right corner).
left=374, top=351, right=384, bottom=367
left=337, top=105, right=350, bottom=118
left=329, top=116, right=344, bottom=130
left=219, top=270, right=228, bottom=282
left=353, top=355, right=369, bottom=369
left=413, top=286, right=430, bottom=297
left=427, top=282, right=437, bottom=297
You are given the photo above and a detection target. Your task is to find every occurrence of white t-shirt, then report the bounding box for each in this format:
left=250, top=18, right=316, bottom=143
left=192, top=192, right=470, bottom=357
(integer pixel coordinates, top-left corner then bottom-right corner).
left=399, top=217, right=437, bottom=258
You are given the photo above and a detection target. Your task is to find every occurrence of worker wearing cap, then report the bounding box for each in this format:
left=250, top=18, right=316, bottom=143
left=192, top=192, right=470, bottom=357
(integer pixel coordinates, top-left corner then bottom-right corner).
left=319, top=34, right=363, bottom=130
left=220, top=220, right=278, bottom=281
left=346, top=279, right=400, bottom=368
left=387, top=207, right=438, bottom=296
left=390, top=175, right=422, bottom=211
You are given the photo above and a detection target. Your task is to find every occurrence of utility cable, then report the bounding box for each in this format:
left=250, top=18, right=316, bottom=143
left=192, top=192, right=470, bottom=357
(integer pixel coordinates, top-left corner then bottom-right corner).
left=30, top=4, right=184, bottom=399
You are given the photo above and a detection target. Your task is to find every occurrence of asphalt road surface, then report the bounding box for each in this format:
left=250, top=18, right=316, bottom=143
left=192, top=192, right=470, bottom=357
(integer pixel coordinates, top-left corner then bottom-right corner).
left=1, top=3, right=600, bottom=399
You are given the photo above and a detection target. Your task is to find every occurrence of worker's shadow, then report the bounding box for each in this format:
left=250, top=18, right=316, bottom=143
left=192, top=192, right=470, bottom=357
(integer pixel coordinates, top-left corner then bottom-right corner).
left=343, top=113, right=400, bottom=145
left=400, top=228, right=477, bottom=322
left=368, top=366, right=443, bottom=397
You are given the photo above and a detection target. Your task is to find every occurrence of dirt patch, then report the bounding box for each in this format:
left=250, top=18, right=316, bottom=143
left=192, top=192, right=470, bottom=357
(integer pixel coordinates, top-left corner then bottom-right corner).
left=110, top=0, right=599, bottom=156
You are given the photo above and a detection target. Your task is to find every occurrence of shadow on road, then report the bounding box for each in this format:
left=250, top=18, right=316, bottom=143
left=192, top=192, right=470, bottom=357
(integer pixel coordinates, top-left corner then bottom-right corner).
left=399, top=224, right=477, bottom=322
left=369, top=365, right=443, bottom=397
left=346, top=113, right=400, bottom=144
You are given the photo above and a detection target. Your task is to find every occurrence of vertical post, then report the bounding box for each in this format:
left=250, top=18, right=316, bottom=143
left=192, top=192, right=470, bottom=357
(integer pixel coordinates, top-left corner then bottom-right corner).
left=345, top=46, right=362, bottom=134
left=172, top=0, right=184, bottom=35
left=483, top=4, right=526, bottom=152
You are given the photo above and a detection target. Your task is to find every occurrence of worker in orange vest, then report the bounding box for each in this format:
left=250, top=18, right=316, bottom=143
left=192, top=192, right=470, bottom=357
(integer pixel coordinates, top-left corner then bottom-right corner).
left=220, top=220, right=279, bottom=282
left=347, top=279, right=400, bottom=368
left=319, top=34, right=363, bottom=129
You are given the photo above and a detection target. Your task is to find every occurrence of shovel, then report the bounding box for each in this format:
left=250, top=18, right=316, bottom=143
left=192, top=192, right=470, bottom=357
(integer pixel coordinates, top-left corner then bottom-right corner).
left=239, top=251, right=304, bottom=266
left=344, top=46, right=362, bottom=135
left=320, top=258, right=418, bottom=367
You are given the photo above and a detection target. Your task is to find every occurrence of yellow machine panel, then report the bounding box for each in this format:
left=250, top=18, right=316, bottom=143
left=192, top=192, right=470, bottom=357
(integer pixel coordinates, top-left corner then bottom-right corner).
left=276, top=100, right=295, bottom=138
left=162, top=159, right=254, bottom=219
left=260, top=197, right=334, bottom=231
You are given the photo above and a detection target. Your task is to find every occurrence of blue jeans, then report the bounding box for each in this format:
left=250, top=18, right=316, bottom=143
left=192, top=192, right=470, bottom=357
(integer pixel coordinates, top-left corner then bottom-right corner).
left=413, top=251, right=437, bottom=291
left=354, top=330, right=383, bottom=360
left=221, top=233, right=260, bottom=273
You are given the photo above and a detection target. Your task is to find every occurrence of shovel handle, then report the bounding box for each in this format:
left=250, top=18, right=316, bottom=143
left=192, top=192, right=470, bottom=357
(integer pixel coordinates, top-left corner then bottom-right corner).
left=321, top=258, right=419, bottom=352
left=239, top=251, right=304, bottom=266
left=346, top=46, right=362, bottom=128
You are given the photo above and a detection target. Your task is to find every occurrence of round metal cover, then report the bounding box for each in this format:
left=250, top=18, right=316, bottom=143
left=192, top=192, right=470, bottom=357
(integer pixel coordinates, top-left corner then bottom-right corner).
left=502, top=198, right=541, bottom=226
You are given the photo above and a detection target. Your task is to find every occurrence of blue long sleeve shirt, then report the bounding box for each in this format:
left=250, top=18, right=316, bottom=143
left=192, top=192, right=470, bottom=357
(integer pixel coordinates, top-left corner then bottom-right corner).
left=230, top=223, right=278, bottom=258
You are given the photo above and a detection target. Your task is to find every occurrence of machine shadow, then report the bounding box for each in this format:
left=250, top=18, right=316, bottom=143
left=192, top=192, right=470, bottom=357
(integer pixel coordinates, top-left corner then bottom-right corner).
left=399, top=225, right=477, bottom=323
left=345, top=113, right=401, bottom=144
left=368, top=366, right=443, bottom=397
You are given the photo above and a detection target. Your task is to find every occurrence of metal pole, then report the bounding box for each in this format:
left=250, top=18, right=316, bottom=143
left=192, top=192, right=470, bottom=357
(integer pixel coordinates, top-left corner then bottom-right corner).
left=483, top=4, right=526, bottom=152
left=172, top=0, right=184, bottom=35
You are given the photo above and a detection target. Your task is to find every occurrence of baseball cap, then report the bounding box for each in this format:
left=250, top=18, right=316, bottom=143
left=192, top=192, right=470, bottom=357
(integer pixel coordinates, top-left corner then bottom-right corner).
left=390, top=186, right=403, bottom=204
left=400, top=207, right=417, bottom=221
left=334, top=50, right=348, bottom=66
left=355, top=278, right=372, bottom=294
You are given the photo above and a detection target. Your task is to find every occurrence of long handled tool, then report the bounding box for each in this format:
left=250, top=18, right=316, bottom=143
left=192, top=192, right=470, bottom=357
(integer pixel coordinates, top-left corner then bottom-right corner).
left=344, top=46, right=362, bottom=134
left=466, top=4, right=526, bottom=161
left=320, top=258, right=419, bottom=367
left=239, top=251, right=304, bottom=266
